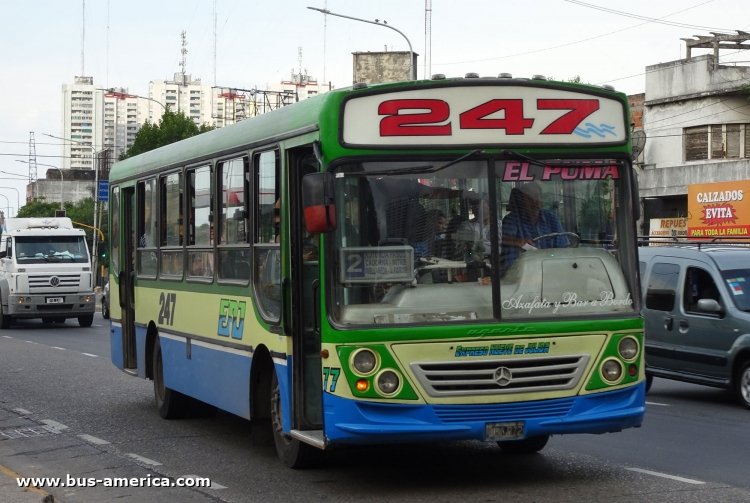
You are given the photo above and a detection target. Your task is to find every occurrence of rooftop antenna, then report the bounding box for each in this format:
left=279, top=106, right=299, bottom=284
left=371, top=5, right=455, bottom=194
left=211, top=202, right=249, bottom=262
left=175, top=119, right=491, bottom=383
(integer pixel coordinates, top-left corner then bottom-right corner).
left=213, top=0, right=217, bottom=86
left=180, top=30, right=188, bottom=85
left=424, top=0, right=432, bottom=79
left=81, top=0, right=86, bottom=75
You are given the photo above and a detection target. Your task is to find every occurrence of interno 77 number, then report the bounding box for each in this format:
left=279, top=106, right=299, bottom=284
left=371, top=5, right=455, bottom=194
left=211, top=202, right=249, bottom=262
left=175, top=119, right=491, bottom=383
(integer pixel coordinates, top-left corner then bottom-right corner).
left=378, top=98, right=600, bottom=136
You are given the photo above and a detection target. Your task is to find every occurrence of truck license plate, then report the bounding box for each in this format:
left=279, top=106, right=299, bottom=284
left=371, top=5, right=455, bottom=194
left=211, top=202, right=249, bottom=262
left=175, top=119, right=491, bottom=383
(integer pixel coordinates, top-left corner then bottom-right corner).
left=46, top=297, right=64, bottom=304
left=485, top=421, right=525, bottom=441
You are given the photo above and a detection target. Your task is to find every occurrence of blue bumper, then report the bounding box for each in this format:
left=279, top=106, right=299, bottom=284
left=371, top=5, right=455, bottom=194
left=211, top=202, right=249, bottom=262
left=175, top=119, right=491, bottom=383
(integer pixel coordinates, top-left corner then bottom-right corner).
left=323, top=384, right=645, bottom=445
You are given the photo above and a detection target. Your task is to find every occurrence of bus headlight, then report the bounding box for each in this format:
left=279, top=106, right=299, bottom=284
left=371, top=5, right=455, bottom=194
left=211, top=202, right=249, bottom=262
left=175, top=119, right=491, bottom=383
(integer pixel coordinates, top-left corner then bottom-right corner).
left=618, top=337, right=639, bottom=360
left=376, top=370, right=400, bottom=396
left=351, top=348, right=378, bottom=375
left=601, top=359, right=623, bottom=383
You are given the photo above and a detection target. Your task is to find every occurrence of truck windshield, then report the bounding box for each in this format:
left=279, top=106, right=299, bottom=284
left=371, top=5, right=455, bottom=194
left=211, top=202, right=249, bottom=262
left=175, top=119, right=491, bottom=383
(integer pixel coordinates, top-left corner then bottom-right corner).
left=330, top=157, right=636, bottom=326
left=15, top=236, right=89, bottom=263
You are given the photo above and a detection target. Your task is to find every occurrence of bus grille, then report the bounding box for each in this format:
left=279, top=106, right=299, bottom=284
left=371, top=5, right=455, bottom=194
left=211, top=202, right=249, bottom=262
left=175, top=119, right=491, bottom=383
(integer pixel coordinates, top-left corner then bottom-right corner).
left=28, top=274, right=81, bottom=291
left=411, top=355, right=589, bottom=397
left=433, top=397, right=576, bottom=423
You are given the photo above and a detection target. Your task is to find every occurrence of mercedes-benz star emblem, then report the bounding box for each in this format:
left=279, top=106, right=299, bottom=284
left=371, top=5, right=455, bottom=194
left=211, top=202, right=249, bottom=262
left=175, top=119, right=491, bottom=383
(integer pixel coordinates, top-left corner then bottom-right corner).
left=493, top=366, right=513, bottom=387
left=49, top=276, right=60, bottom=287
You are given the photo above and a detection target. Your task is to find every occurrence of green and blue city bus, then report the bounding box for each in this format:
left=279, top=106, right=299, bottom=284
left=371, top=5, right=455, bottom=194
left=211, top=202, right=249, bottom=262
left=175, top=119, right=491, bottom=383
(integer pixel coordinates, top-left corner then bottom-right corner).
left=109, top=75, right=645, bottom=467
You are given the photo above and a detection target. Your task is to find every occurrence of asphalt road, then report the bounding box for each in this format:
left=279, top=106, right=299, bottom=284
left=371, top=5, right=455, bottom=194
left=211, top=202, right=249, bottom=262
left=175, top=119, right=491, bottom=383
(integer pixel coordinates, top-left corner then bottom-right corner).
left=1, top=317, right=749, bottom=502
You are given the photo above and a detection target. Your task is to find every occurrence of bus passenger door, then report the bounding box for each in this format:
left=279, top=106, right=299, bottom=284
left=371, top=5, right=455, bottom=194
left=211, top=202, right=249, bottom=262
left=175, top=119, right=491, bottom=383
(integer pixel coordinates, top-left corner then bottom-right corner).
left=120, top=187, right=137, bottom=370
left=290, top=149, right=323, bottom=431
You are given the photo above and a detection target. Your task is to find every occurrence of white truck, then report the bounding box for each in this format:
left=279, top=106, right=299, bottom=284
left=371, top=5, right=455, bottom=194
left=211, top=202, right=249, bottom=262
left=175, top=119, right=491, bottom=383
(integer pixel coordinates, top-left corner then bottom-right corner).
left=0, top=217, right=96, bottom=328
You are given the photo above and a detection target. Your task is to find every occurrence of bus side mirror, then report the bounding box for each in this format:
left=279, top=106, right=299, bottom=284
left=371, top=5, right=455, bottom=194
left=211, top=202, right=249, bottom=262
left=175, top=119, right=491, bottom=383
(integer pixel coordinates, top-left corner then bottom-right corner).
left=302, top=172, right=336, bottom=233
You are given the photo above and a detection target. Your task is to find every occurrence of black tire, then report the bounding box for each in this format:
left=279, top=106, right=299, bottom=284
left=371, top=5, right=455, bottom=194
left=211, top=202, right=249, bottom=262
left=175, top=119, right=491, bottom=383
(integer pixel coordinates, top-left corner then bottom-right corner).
left=498, top=435, right=550, bottom=454
left=0, top=304, right=11, bottom=329
left=735, top=361, right=750, bottom=410
left=42, top=317, right=54, bottom=324
left=152, top=337, right=189, bottom=419
left=645, top=373, right=654, bottom=394
left=102, top=301, right=110, bottom=319
left=78, top=314, right=94, bottom=327
left=270, top=371, right=322, bottom=468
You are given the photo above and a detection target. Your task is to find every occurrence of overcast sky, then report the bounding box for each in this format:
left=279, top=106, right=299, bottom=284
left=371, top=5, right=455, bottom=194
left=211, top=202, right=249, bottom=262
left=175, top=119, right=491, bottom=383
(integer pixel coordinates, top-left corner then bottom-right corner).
left=0, top=0, right=747, bottom=213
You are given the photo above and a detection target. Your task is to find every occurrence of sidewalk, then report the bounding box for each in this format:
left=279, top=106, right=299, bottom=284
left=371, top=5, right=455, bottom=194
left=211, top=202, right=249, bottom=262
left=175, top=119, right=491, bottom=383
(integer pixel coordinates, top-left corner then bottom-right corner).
left=0, top=465, right=52, bottom=503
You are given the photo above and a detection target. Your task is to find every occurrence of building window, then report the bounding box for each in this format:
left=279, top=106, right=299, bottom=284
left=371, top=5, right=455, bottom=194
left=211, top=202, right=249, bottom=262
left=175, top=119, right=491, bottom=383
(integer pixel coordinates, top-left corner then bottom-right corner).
left=684, top=123, right=749, bottom=161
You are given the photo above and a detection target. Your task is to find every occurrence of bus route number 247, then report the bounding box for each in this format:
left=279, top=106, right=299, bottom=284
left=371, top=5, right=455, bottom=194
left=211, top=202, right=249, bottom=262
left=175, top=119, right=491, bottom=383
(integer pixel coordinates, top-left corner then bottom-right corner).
left=379, top=98, right=600, bottom=136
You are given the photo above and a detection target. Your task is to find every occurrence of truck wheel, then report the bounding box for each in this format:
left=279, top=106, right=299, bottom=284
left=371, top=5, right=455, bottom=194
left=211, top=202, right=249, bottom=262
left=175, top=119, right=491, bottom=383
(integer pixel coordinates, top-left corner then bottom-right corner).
left=736, top=361, right=750, bottom=410
left=0, top=304, right=11, bottom=329
left=78, top=314, right=94, bottom=327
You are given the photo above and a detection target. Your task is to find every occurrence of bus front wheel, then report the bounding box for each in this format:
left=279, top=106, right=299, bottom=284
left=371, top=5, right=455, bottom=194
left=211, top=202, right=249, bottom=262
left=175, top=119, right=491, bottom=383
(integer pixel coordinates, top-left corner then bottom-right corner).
left=498, top=435, right=549, bottom=454
left=270, top=371, right=321, bottom=468
left=152, top=337, right=189, bottom=419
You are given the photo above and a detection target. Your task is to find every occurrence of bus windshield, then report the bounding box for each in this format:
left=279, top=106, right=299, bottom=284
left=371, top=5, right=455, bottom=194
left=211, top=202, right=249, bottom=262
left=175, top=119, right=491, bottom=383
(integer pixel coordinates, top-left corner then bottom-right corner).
left=331, top=157, right=636, bottom=325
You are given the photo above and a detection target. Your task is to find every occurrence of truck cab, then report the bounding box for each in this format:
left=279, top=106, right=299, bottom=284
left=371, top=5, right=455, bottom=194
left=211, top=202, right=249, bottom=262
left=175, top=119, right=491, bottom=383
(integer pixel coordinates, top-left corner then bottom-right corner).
left=0, top=217, right=96, bottom=328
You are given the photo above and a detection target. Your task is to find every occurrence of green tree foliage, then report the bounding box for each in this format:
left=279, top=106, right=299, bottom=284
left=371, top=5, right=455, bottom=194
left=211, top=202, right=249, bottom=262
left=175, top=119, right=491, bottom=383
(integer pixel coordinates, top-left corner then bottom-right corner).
left=119, top=109, right=215, bottom=160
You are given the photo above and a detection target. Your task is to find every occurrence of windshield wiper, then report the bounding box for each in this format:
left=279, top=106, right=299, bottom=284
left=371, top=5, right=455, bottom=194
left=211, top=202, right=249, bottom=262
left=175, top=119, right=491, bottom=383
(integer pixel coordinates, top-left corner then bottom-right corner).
left=501, top=149, right=548, bottom=168
left=343, top=149, right=484, bottom=177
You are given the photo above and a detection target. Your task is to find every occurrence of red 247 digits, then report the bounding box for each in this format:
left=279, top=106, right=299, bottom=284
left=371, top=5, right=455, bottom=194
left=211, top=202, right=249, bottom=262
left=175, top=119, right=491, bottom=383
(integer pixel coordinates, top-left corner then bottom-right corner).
left=378, top=98, right=600, bottom=136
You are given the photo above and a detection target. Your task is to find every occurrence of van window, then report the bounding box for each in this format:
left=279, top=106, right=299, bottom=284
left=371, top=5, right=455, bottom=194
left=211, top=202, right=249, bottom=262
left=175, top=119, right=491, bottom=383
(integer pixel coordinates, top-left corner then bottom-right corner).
left=645, top=262, right=679, bottom=311
left=683, top=267, right=720, bottom=313
left=720, top=268, right=750, bottom=312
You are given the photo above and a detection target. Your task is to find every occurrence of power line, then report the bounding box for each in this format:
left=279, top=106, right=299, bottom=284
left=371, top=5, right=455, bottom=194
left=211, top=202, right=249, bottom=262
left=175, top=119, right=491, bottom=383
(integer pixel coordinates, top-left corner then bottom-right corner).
left=564, top=0, right=735, bottom=33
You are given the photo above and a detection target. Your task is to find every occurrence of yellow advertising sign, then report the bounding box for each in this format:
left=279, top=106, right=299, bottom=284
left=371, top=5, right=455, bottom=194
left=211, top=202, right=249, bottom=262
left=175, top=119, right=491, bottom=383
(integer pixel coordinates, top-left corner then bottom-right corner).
left=688, top=180, right=750, bottom=238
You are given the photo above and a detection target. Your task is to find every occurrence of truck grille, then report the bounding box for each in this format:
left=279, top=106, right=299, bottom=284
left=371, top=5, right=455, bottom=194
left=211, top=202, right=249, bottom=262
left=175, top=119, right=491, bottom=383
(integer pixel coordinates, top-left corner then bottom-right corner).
left=411, top=355, right=590, bottom=397
left=28, top=274, right=81, bottom=291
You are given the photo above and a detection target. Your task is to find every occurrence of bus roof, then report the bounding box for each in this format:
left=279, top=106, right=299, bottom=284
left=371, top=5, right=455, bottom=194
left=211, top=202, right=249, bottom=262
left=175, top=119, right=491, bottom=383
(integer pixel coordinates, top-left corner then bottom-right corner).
left=109, top=77, right=629, bottom=182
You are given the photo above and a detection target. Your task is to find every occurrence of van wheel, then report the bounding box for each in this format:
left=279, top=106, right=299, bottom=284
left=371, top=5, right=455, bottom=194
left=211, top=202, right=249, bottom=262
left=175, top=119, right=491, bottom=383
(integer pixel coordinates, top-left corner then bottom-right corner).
left=78, top=314, right=93, bottom=327
left=498, top=435, right=550, bottom=454
left=153, top=337, right=189, bottom=419
left=645, top=373, right=653, bottom=393
left=270, top=371, right=321, bottom=468
left=736, top=361, right=750, bottom=409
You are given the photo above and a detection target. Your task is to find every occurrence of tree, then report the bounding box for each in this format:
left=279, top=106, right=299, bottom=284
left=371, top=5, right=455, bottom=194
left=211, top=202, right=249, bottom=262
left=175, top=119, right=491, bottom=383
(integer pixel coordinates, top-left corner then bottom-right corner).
left=120, top=109, right=215, bottom=160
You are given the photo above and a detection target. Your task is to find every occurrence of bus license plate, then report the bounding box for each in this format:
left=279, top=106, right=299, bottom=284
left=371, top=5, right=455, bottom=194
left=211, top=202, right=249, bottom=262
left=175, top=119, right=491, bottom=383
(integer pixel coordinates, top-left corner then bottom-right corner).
left=46, top=297, right=64, bottom=304
left=485, top=421, right=525, bottom=441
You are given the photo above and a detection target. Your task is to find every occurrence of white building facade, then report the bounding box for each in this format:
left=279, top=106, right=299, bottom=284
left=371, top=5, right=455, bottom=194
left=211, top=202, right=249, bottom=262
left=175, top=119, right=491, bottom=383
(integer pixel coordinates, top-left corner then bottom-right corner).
left=639, top=38, right=750, bottom=233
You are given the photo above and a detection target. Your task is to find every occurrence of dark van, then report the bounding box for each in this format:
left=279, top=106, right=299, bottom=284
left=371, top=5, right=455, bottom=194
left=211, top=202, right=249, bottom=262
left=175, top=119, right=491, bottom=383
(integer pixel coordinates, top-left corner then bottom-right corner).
left=639, top=244, right=750, bottom=408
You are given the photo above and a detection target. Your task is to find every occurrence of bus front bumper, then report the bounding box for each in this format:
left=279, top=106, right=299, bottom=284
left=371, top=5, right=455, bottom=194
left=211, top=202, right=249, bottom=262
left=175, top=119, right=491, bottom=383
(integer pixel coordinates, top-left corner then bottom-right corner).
left=323, top=383, right=645, bottom=445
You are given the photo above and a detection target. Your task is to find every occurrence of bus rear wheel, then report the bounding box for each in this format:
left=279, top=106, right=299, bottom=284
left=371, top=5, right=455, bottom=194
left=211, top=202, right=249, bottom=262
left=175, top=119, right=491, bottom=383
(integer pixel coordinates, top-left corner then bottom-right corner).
left=270, top=371, right=321, bottom=468
left=498, top=435, right=550, bottom=454
left=152, top=337, right=189, bottom=419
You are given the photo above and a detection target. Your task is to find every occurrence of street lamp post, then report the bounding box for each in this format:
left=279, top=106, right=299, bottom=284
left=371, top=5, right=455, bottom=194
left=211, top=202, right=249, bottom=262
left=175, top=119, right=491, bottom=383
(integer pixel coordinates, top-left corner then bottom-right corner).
left=307, top=6, right=416, bottom=81
left=15, top=160, right=64, bottom=208
left=43, top=133, right=101, bottom=283
left=0, top=186, right=21, bottom=216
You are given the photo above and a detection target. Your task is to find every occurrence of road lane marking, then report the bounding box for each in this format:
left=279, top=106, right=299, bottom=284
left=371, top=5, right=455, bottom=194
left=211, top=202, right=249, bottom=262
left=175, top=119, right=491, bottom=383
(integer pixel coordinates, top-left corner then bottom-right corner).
left=78, top=434, right=110, bottom=445
left=51, top=346, right=66, bottom=350
left=12, top=408, right=31, bottom=415
left=81, top=353, right=99, bottom=358
left=40, top=420, right=69, bottom=432
left=0, top=464, right=50, bottom=496
left=24, top=340, right=39, bottom=344
left=1, top=335, right=12, bottom=339
left=645, top=401, right=670, bottom=406
left=182, top=474, right=227, bottom=490
left=625, top=467, right=705, bottom=484
left=126, top=453, right=162, bottom=466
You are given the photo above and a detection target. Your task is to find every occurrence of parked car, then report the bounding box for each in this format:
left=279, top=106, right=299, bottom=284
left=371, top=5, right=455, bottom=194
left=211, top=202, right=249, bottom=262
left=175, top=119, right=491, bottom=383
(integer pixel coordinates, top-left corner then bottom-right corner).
left=102, top=282, right=110, bottom=319
left=639, top=243, right=750, bottom=408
